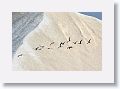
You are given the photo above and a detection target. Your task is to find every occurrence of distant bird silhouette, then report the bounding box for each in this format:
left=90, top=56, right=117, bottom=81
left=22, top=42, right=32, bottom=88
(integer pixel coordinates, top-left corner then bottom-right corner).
left=69, top=37, right=70, bottom=41
left=47, top=47, right=52, bottom=49
left=87, top=39, right=91, bottom=44
left=34, top=45, right=44, bottom=50
left=38, top=48, right=42, bottom=50
left=78, top=40, right=82, bottom=44
left=61, top=42, right=65, bottom=45
left=73, top=41, right=77, bottom=44
left=67, top=37, right=71, bottom=43
left=18, top=54, right=23, bottom=57
left=67, top=46, right=73, bottom=49
left=50, top=42, right=55, bottom=45
left=58, top=42, right=65, bottom=48
left=35, top=47, right=39, bottom=50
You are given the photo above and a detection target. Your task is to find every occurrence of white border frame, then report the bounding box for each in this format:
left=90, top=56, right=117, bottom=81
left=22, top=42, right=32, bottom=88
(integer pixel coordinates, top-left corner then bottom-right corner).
left=0, top=0, right=114, bottom=83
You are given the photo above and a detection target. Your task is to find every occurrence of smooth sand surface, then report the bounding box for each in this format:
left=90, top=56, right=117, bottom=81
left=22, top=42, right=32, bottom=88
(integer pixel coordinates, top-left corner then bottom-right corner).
left=13, top=12, right=102, bottom=71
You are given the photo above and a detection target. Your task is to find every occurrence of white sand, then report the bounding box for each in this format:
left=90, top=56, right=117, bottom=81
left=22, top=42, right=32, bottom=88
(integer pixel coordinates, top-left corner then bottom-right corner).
left=13, top=12, right=102, bottom=71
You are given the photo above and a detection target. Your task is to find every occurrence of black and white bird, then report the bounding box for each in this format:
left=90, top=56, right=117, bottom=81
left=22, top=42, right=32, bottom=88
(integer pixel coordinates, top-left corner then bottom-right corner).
left=78, top=40, right=82, bottom=44
left=87, top=39, right=91, bottom=44
left=67, top=46, right=73, bottom=49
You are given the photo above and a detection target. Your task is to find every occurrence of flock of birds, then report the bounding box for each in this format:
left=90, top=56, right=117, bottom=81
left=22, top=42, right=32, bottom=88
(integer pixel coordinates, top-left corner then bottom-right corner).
left=17, top=37, right=91, bottom=57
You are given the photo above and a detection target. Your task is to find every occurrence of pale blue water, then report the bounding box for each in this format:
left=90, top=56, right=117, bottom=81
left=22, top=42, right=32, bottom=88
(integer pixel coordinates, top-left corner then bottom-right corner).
left=80, top=12, right=102, bottom=20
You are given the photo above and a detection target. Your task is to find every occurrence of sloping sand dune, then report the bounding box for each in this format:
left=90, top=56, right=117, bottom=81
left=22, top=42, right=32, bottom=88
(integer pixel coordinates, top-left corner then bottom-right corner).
left=13, top=12, right=102, bottom=71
